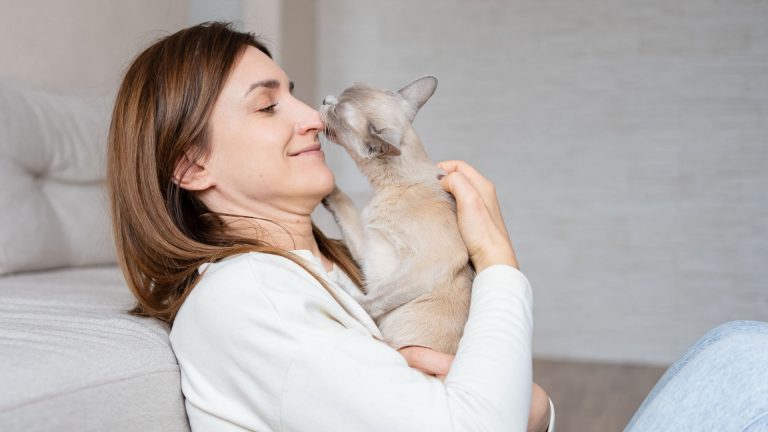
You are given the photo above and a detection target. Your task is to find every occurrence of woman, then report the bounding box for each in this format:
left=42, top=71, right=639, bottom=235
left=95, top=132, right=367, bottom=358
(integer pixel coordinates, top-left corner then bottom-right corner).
left=107, top=21, right=551, bottom=432
left=107, top=22, right=767, bottom=431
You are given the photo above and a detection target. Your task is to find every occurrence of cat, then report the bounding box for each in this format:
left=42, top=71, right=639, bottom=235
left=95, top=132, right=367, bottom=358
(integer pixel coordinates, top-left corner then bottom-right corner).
left=319, top=76, right=474, bottom=354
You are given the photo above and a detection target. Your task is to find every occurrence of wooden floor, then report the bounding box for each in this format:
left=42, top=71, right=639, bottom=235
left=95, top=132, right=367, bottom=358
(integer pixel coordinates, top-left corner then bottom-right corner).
left=533, top=359, right=667, bottom=432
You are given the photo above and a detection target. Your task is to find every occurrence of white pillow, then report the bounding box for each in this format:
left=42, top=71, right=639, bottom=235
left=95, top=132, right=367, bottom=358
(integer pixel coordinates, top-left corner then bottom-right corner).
left=0, top=80, right=115, bottom=275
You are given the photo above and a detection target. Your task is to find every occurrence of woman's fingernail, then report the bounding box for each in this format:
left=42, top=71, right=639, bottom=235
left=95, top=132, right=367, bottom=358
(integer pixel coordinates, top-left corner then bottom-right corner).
left=437, top=174, right=445, bottom=180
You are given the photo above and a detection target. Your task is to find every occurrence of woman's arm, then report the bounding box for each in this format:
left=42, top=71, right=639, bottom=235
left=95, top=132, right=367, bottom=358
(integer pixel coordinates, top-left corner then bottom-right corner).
left=280, top=262, right=533, bottom=432
left=397, top=350, right=552, bottom=432
left=319, top=160, right=547, bottom=431
left=397, top=159, right=554, bottom=431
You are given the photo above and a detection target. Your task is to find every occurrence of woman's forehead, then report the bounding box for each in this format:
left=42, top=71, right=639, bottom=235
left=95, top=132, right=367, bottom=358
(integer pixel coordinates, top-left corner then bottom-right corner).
left=225, top=46, right=289, bottom=96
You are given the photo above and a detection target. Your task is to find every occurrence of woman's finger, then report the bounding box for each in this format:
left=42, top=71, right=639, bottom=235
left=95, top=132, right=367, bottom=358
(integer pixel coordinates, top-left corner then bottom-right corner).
left=439, top=165, right=509, bottom=238
left=439, top=171, right=490, bottom=216
left=437, top=160, right=495, bottom=198
left=398, top=346, right=455, bottom=377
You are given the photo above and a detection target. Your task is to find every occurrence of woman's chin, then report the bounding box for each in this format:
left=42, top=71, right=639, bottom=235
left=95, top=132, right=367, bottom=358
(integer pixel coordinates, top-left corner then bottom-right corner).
left=311, top=167, right=336, bottom=197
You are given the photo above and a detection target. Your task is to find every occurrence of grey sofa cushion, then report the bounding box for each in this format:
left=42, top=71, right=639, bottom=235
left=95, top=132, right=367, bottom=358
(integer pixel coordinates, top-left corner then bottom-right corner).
left=0, top=80, right=115, bottom=276
left=0, top=266, right=189, bottom=431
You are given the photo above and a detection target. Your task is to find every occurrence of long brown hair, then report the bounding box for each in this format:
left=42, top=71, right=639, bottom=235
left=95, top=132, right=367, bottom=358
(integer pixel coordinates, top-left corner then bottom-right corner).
left=107, top=21, right=363, bottom=326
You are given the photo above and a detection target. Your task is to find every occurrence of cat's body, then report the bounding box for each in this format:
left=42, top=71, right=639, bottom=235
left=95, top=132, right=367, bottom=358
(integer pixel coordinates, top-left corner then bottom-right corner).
left=319, top=76, right=474, bottom=354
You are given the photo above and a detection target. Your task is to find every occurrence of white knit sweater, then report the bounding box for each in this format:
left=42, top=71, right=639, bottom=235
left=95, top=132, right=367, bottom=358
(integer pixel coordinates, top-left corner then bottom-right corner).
left=169, top=249, right=555, bottom=431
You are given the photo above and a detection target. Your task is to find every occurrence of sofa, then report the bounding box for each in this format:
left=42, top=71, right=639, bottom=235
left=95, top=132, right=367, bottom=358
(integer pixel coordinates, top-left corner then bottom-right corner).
left=0, top=80, right=190, bottom=431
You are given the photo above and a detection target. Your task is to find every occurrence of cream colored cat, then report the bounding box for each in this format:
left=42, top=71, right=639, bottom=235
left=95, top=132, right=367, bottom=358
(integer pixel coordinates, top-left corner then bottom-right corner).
left=319, top=76, right=474, bottom=354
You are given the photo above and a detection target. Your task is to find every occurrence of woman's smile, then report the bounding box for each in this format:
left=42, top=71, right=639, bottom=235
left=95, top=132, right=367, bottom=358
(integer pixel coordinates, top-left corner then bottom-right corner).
left=293, top=148, right=324, bottom=157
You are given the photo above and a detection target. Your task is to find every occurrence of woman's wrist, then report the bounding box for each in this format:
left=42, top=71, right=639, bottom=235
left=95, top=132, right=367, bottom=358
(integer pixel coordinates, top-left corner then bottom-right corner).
left=473, top=249, right=519, bottom=274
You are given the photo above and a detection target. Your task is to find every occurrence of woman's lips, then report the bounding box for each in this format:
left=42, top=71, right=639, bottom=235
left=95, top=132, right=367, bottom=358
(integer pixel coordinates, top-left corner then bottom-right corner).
left=289, top=144, right=323, bottom=157
left=294, top=149, right=323, bottom=156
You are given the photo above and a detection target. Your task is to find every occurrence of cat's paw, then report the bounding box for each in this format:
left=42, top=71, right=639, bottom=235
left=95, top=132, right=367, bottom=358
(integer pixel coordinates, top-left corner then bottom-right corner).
left=321, top=186, right=339, bottom=210
left=321, top=185, right=350, bottom=212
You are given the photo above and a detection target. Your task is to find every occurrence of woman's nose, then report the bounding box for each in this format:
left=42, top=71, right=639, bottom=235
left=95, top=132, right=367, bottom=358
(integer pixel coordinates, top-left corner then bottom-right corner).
left=296, top=109, right=325, bottom=135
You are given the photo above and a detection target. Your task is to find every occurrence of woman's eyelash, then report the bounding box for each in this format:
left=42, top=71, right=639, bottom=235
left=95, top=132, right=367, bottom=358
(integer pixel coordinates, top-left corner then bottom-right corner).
left=259, top=103, right=278, bottom=113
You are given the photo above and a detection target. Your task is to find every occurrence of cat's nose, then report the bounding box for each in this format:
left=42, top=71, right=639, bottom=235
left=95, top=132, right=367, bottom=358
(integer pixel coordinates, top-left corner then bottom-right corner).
left=322, top=95, right=338, bottom=105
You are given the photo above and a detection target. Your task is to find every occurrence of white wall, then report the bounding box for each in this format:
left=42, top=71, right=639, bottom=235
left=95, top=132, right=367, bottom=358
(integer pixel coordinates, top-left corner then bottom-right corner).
left=0, top=0, right=188, bottom=97
left=315, top=0, right=768, bottom=364
left=0, top=0, right=284, bottom=98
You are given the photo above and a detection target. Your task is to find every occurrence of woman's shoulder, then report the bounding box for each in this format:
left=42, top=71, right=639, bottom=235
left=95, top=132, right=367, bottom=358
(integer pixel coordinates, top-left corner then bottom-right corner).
left=196, top=250, right=306, bottom=277
left=171, top=253, right=282, bottom=331
left=191, top=251, right=318, bottom=295
left=170, top=252, right=306, bottom=353
left=177, top=251, right=309, bottom=309
left=171, top=251, right=345, bottom=340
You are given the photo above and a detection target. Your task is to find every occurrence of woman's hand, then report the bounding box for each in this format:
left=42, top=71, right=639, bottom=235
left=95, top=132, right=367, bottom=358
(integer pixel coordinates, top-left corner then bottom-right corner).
left=437, top=160, right=519, bottom=273
left=397, top=345, right=454, bottom=380
left=529, top=382, right=552, bottom=432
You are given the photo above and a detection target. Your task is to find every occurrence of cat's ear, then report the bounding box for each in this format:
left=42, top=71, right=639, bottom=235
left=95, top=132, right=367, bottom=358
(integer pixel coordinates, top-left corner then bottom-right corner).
left=369, top=125, right=402, bottom=156
left=397, top=76, right=438, bottom=120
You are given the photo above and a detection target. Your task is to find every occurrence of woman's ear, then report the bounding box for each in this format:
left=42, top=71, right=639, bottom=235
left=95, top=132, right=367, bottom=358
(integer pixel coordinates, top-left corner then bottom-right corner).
left=172, top=151, right=215, bottom=191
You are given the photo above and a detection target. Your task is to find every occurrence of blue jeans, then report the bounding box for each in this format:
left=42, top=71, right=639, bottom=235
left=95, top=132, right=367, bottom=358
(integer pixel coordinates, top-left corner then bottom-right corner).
left=625, top=320, right=768, bottom=431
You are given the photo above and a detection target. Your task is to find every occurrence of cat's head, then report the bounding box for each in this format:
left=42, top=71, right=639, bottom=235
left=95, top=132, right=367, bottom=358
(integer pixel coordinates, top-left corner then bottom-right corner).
left=319, top=76, right=438, bottom=161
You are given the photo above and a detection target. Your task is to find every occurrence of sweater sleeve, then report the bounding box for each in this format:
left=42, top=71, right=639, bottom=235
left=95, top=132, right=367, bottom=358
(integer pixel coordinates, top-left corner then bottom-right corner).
left=280, top=264, right=534, bottom=432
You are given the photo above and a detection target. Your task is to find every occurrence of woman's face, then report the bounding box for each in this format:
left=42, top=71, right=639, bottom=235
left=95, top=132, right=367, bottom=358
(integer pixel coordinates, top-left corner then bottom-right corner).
left=191, top=46, right=333, bottom=216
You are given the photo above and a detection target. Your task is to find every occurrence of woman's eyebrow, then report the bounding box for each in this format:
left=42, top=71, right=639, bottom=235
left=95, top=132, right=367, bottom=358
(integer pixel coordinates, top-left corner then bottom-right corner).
left=243, top=79, right=295, bottom=98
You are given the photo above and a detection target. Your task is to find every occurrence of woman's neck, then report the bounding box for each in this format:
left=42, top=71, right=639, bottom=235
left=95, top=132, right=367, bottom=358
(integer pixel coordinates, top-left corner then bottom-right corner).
left=222, top=212, right=333, bottom=272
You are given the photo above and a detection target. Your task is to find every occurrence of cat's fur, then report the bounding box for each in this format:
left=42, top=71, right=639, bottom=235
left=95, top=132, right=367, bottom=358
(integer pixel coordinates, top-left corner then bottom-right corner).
left=319, top=76, right=474, bottom=354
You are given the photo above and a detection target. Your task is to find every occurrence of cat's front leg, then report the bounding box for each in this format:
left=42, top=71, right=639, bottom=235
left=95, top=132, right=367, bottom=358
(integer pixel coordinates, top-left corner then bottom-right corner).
left=350, top=284, right=414, bottom=322
left=321, top=186, right=365, bottom=263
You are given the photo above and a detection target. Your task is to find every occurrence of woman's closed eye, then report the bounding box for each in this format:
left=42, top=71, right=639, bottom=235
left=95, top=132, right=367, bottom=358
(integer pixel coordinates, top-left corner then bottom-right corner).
left=258, top=102, right=278, bottom=114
